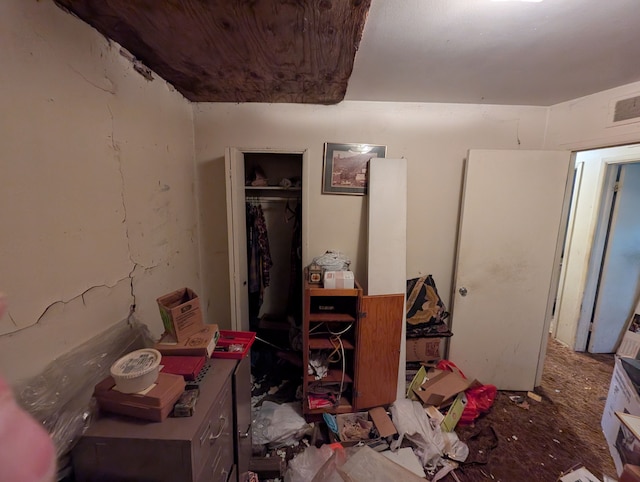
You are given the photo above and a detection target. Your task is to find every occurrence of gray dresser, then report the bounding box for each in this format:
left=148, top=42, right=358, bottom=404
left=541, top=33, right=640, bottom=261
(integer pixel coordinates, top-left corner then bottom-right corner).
left=72, top=356, right=251, bottom=482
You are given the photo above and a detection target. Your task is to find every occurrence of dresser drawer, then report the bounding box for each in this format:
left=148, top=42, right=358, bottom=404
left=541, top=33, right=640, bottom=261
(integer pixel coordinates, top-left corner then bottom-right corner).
left=194, top=378, right=234, bottom=479
left=72, top=359, right=238, bottom=482
left=196, top=448, right=234, bottom=482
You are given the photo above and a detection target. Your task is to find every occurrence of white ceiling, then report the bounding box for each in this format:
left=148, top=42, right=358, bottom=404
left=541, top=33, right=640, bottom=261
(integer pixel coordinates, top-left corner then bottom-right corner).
left=346, top=0, right=640, bottom=106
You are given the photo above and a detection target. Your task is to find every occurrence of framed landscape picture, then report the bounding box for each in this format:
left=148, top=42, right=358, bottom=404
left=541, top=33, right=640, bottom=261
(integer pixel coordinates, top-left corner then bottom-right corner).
left=322, top=142, right=387, bottom=195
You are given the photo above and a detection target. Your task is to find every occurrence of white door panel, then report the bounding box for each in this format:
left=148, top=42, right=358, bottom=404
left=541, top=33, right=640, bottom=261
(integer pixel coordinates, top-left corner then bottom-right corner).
left=449, top=149, right=572, bottom=390
left=589, top=162, right=640, bottom=353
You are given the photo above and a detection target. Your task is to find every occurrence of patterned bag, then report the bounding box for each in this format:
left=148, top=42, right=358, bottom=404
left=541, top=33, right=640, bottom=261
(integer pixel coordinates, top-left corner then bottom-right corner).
left=406, top=275, right=452, bottom=338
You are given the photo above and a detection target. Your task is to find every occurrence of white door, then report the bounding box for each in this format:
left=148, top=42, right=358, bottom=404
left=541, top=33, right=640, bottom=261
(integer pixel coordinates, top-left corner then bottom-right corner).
left=589, top=162, right=640, bottom=353
left=225, top=147, right=249, bottom=332
left=449, top=149, right=572, bottom=391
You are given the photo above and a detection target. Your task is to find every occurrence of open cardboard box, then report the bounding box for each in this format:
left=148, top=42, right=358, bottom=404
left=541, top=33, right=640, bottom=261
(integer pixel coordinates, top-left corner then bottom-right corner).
left=602, top=356, right=640, bottom=475
left=333, top=412, right=380, bottom=447
left=412, top=367, right=475, bottom=407
left=156, top=287, right=203, bottom=342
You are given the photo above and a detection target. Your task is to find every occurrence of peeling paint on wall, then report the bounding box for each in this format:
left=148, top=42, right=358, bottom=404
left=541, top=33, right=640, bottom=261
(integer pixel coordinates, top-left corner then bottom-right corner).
left=0, top=0, right=199, bottom=383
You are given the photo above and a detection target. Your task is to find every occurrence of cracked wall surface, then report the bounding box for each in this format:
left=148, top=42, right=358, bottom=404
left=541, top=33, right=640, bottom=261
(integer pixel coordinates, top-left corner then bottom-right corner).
left=0, top=0, right=198, bottom=383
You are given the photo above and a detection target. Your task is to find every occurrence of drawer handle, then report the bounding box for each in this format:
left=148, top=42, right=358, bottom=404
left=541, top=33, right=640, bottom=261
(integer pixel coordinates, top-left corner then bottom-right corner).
left=209, top=416, right=227, bottom=443
left=239, top=423, right=251, bottom=439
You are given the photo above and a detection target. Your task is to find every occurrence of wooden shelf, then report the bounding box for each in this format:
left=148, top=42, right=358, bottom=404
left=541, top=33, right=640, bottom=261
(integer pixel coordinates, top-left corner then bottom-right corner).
left=306, top=286, right=361, bottom=297
left=305, top=397, right=353, bottom=416
left=308, top=313, right=356, bottom=323
left=307, top=369, right=352, bottom=384
left=303, top=267, right=362, bottom=417
left=308, top=338, right=354, bottom=350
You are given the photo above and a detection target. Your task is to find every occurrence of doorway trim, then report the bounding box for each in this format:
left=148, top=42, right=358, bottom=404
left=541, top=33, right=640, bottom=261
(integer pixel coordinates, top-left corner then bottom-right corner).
left=225, top=146, right=310, bottom=331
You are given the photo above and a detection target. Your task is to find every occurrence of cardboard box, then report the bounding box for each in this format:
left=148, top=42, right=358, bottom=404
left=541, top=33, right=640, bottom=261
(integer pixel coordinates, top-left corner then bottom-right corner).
left=602, top=357, right=640, bottom=475
left=441, top=392, right=467, bottom=432
left=323, top=270, right=355, bottom=289
left=155, top=324, right=219, bottom=358
left=406, top=337, right=443, bottom=362
left=336, top=412, right=378, bottom=444
left=558, top=466, right=602, bottom=482
left=157, top=288, right=203, bottom=342
left=413, top=368, right=472, bottom=407
left=368, top=407, right=397, bottom=438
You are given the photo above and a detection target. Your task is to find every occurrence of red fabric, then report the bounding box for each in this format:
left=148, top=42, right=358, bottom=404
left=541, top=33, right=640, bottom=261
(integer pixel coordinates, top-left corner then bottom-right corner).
left=435, top=359, right=497, bottom=424
left=459, top=384, right=498, bottom=424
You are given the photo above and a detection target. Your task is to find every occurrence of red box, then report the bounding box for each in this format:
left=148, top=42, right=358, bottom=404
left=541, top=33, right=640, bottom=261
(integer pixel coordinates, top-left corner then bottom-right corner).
left=160, top=355, right=206, bottom=380
left=212, top=330, right=256, bottom=359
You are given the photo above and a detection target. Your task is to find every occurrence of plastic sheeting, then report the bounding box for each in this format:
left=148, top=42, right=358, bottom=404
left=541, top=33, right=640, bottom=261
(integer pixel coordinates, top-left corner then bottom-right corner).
left=286, top=445, right=426, bottom=482
left=13, top=318, right=154, bottom=479
left=252, top=401, right=312, bottom=448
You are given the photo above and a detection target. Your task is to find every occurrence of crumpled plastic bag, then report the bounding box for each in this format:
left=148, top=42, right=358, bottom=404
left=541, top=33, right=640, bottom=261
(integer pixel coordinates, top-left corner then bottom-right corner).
left=252, top=401, right=311, bottom=448
left=285, top=445, right=337, bottom=482
left=390, top=398, right=445, bottom=466
left=287, top=445, right=426, bottom=482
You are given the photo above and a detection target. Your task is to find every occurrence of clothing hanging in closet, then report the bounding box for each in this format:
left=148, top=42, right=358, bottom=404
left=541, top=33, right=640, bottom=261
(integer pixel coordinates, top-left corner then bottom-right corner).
left=246, top=203, right=272, bottom=312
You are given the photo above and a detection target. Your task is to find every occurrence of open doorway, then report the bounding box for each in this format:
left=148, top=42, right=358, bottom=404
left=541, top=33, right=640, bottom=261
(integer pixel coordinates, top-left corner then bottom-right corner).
left=552, top=144, right=640, bottom=353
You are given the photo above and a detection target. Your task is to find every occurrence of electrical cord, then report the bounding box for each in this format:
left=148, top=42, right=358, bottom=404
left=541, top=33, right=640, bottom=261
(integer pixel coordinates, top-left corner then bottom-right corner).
left=307, top=324, right=349, bottom=407
left=336, top=335, right=345, bottom=406
left=309, top=322, right=353, bottom=336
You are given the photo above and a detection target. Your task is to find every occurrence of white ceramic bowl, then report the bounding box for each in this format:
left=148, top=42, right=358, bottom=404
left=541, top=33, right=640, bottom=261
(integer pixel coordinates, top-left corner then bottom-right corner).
left=110, top=348, right=162, bottom=394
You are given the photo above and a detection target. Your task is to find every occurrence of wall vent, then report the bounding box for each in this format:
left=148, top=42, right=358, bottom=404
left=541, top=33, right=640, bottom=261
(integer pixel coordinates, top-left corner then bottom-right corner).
left=613, top=95, right=640, bottom=123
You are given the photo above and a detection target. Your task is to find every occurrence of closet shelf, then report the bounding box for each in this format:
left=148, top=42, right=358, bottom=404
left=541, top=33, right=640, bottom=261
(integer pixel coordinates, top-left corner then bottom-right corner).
left=308, top=313, right=356, bottom=323
left=308, top=338, right=354, bottom=350
left=306, top=398, right=353, bottom=416
left=245, top=186, right=301, bottom=191
left=307, top=369, right=353, bottom=384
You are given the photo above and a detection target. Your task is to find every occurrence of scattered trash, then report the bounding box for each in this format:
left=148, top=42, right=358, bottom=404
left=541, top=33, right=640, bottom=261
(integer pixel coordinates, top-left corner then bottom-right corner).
left=252, top=401, right=312, bottom=448
left=527, top=391, right=542, bottom=402
left=512, top=435, right=518, bottom=441
left=553, top=438, right=561, bottom=444
left=558, top=464, right=602, bottom=482
left=509, top=395, right=530, bottom=410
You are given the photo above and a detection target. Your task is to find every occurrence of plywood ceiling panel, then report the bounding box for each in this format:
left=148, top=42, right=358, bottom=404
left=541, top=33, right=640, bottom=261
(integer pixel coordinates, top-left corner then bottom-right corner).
left=55, top=0, right=371, bottom=104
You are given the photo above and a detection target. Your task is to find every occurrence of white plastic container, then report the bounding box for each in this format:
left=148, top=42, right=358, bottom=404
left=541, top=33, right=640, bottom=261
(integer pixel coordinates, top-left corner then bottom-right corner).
left=110, top=348, right=162, bottom=393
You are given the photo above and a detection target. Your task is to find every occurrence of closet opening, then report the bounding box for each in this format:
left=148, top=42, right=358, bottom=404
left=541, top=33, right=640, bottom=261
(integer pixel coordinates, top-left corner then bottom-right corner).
left=226, top=149, right=307, bottom=399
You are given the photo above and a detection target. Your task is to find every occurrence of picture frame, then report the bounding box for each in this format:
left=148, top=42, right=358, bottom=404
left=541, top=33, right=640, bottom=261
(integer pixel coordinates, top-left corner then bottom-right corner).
left=322, top=142, right=387, bottom=195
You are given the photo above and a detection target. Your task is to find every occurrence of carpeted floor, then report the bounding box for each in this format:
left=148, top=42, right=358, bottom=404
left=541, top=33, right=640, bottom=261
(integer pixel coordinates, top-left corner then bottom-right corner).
left=448, top=337, right=616, bottom=481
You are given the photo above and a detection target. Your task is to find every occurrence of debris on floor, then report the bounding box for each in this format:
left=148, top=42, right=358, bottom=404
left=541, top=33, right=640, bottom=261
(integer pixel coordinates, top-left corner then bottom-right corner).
left=247, top=337, right=617, bottom=481
left=558, top=464, right=602, bottom=482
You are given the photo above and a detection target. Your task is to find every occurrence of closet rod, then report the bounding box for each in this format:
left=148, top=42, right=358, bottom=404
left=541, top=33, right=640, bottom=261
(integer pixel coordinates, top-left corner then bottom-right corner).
left=245, top=196, right=299, bottom=203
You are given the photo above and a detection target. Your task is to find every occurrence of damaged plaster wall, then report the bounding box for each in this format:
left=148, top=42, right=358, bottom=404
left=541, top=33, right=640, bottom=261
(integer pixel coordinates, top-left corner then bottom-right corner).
left=0, top=0, right=199, bottom=383
left=194, top=101, right=549, bottom=321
